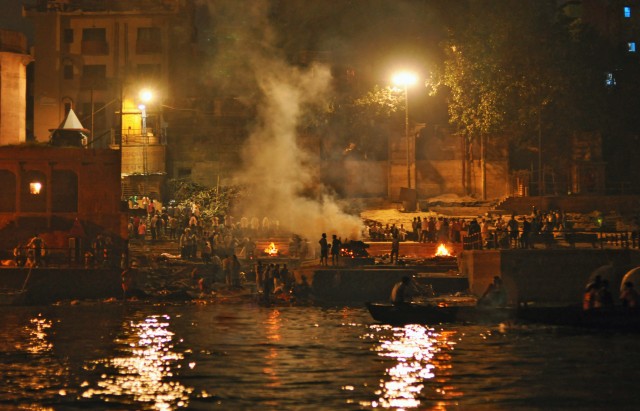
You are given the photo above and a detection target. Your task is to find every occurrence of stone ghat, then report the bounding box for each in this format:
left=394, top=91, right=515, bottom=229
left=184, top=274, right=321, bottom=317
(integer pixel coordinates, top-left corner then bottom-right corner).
left=0, top=267, right=121, bottom=305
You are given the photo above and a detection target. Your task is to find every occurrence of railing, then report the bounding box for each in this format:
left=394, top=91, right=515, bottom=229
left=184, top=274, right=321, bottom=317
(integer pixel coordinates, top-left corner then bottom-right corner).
left=463, top=229, right=640, bottom=250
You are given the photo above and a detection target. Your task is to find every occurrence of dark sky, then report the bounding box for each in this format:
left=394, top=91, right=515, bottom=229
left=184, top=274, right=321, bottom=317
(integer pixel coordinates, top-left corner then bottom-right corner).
left=0, top=0, right=33, bottom=42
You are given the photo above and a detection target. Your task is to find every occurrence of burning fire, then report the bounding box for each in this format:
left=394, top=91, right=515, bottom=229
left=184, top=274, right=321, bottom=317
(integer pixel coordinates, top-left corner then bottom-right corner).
left=435, top=243, right=452, bottom=257
left=264, top=242, right=278, bottom=256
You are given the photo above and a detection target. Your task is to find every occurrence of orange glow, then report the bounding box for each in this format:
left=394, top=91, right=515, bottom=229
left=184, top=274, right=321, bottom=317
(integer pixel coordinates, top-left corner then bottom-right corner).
left=392, top=71, right=418, bottom=87
left=434, top=244, right=451, bottom=257
left=29, top=182, right=42, bottom=195
left=264, top=242, right=278, bottom=256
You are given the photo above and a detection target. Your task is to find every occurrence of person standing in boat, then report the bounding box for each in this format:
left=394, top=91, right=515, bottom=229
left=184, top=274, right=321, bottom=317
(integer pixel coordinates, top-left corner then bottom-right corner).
left=331, top=235, right=342, bottom=266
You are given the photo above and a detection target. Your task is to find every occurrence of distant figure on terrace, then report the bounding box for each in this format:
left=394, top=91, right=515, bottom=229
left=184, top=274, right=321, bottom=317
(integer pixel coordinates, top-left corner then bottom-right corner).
left=390, top=234, right=400, bottom=264
left=331, top=235, right=342, bottom=266
left=319, top=233, right=329, bottom=266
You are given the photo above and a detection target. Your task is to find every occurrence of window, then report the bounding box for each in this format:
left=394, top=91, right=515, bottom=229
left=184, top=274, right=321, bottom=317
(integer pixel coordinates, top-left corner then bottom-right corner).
left=624, top=6, right=631, bottom=18
left=64, top=28, right=74, bottom=43
left=21, top=170, right=46, bottom=212
left=605, top=72, right=617, bottom=87
left=63, top=63, right=74, bottom=80
left=136, top=27, right=162, bottom=54
left=81, top=28, right=108, bottom=55
left=629, top=42, right=636, bottom=52
left=82, top=28, right=106, bottom=42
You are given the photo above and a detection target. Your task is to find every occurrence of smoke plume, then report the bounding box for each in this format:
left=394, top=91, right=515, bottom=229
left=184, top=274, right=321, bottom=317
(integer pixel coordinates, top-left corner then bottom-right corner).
left=198, top=0, right=364, bottom=241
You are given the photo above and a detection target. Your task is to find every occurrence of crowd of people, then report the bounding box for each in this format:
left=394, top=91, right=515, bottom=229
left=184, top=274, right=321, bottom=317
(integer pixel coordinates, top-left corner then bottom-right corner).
left=365, top=208, right=595, bottom=250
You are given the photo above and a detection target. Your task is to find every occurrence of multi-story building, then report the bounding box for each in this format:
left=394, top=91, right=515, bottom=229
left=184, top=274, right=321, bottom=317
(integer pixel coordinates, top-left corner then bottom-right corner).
left=24, top=0, right=196, bottom=199
left=0, top=29, right=32, bottom=145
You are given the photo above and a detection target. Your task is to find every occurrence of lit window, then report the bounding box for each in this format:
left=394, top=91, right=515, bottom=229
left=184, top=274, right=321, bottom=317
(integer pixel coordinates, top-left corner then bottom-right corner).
left=624, top=6, right=631, bottom=18
left=30, top=182, right=42, bottom=195
left=605, top=72, right=617, bottom=87
left=629, top=42, right=637, bottom=52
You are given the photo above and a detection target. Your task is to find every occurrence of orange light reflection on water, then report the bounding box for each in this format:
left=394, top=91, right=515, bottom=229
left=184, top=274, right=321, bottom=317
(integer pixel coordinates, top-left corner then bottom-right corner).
left=25, top=314, right=53, bottom=354
left=263, top=309, right=282, bottom=389
left=371, top=325, right=458, bottom=410
left=81, top=314, right=192, bottom=410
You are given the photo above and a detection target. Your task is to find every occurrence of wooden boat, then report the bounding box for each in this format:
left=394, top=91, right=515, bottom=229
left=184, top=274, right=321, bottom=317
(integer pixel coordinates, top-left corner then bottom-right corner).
left=0, top=289, right=27, bottom=305
left=366, top=302, right=460, bottom=325
left=517, top=304, right=640, bottom=332
left=0, top=267, right=32, bottom=305
left=366, top=298, right=515, bottom=326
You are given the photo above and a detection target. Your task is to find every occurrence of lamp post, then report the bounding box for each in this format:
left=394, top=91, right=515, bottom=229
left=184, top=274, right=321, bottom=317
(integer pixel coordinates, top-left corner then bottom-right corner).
left=392, top=71, right=418, bottom=189
left=138, top=89, right=153, bottom=196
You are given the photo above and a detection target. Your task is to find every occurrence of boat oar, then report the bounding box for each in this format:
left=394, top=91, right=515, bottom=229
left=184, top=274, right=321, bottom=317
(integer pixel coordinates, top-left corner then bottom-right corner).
left=21, top=266, right=33, bottom=292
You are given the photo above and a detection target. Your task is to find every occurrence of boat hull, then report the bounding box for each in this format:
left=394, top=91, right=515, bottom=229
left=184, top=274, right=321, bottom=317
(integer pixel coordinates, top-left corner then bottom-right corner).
left=366, top=300, right=515, bottom=325
left=517, top=305, right=640, bottom=331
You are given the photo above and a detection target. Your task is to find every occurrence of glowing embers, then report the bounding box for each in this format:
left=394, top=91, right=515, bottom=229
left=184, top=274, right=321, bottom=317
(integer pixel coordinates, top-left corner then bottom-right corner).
left=370, top=325, right=456, bottom=409
left=264, top=242, right=279, bottom=256
left=434, top=243, right=452, bottom=257
left=81, top=314, right=192, bottom=409
left=29, top=181, right=42, bottom=195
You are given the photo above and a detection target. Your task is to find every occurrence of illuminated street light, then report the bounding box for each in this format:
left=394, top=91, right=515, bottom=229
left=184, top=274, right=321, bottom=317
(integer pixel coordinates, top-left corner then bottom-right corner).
left=392, top=71, right=418, bottom=189
left=139, top=88, right=153, bottom=104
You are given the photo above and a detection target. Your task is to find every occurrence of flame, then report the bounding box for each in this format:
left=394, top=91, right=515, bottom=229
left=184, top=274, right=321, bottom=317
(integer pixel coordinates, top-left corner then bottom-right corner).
left=264, top=242, right=278, bottom=256
left=435, top=243, right=451, bottom=257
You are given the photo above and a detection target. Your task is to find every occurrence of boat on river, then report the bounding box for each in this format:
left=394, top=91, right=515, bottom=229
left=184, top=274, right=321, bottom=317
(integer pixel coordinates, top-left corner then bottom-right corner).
left=0, top=289, right=26, bottom=305
left=517, top=304, right=640, bottom=331
left=366, top=300, right=513, bottom=325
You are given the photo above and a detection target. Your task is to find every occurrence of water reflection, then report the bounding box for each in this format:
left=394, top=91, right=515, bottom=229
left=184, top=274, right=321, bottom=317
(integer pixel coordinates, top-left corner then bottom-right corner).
left=82, top=314, right=192, bottom=410
left=25, top=314, right=54, bottom=354
left=370, top=324, right=456, bottom=410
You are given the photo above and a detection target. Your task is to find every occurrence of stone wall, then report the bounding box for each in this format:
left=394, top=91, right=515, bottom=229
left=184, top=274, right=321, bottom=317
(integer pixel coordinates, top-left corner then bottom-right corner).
left=311, top=268, right=415, bottom=303
left=0, top=267, right=121, bottom=305
left=459, top=249, right=640, bottom=305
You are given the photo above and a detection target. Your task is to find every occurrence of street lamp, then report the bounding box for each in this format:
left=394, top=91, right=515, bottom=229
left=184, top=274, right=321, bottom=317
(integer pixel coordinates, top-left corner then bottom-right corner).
left=392, top=71, right=418, bottom=189
left=138, top=89, right=153, bottom=197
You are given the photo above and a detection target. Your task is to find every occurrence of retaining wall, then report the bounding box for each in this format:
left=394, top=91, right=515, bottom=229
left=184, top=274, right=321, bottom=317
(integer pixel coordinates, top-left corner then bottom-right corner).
left=0, top=267, right=121, bottom=305
left=459, top=249, right=640, bottom=305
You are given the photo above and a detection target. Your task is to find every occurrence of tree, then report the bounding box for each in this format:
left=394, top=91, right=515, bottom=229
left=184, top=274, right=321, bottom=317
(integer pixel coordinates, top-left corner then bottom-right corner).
left=434, top=0, right=610, bottom=195
left=165, top=179, right=242, bottom=224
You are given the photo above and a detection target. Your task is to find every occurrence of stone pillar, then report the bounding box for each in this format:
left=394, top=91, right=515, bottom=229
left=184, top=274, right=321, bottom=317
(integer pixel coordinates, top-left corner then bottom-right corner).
left=0, top=30, right=33, bottom=146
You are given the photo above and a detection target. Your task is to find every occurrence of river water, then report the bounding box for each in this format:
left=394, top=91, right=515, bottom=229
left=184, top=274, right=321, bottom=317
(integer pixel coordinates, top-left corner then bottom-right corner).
left=1, top=301, right=639, bottom=410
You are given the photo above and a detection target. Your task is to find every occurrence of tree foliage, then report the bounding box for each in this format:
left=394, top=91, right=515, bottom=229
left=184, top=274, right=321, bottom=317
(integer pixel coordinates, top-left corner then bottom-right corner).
left=435, top=0, right=610, bottom=155
left=165, top=179, right=243, bottom=223
left=319, top=85, right=403, bottom=160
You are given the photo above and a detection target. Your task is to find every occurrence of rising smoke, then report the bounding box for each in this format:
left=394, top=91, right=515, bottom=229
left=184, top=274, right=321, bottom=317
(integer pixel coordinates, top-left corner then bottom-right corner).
left=198, top=0, right=364, bottom=241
